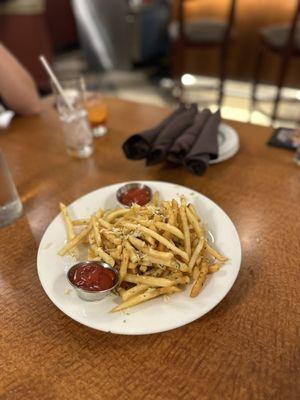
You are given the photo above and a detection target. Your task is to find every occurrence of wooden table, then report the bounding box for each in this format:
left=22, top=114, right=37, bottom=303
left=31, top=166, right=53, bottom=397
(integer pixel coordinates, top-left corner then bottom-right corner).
left=1, top=98, right=299, bottom=400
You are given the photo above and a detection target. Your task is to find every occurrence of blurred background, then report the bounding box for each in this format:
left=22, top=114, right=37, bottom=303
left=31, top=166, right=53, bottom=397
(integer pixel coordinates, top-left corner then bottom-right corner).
left=0, top=0, right=299, bottom=127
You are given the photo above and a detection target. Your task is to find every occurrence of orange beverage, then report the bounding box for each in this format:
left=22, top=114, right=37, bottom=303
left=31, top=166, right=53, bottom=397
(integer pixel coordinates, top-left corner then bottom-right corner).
left=84, top=93, right=108, bottom=137
left=86, top=101, right=108, bottom=127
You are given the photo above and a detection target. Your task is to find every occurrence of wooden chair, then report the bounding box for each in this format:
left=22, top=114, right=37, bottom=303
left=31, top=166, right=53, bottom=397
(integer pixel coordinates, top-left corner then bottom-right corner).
left=169, top=0, right=236, bottom=106
left=251, top=0, right=300, bottom=122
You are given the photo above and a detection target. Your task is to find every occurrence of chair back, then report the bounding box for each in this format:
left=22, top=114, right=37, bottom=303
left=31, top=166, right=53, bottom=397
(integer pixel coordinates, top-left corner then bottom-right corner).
left=177, top=0, right=236, bottom=40
left=285, top=0, right=300, bottom=53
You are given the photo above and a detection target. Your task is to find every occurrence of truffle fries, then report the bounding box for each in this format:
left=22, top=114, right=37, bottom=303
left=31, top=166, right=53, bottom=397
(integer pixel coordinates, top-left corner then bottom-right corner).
left=58, top=195, right=227, bottom=311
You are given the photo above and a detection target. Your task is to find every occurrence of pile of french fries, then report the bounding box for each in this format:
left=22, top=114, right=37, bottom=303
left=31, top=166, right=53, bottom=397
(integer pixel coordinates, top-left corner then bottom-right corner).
left=58, top=193, right=227, bottom=312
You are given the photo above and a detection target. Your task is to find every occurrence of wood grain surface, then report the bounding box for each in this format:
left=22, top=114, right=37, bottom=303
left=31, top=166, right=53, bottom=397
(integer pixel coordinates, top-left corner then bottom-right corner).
left=0, top=98, right=299, bottom=400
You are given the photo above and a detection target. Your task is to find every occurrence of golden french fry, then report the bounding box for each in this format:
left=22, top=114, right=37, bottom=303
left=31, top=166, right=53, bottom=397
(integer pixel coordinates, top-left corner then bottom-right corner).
left=98, top=218, right=112, bottom=229
left=59, top=222, right=92, bottom=256
left=179, top=205, right=191, bottom=258
left=205, top=242, right=228, bottom=262
left=171, top=199, right=179, bottom=226
left=188, top=238, right=205, bottom=272
left=121, top=284, right=149, bottom=301
left=106, top=208, right=130, bottom=222
left=95, top=208, right=104, bottom=217
left=124, top=241, right=139, bottom=263
left=124, top=274, right=174, bottom=287
left=111, top=286, right=181, bottom=312
left=192, top=265, right=200, bottom=280
left=92, top=245, right=115, bottom=267
left=208, top=263, right=222, bottom=274
left=169, top=260, right=189, bottom=273
left=187, top=203, right=198, bottom=220
left=186, top=206, right=204, bottom=239
left=155, top=222, right=184, bottom=240
left=152, top=191, right=160, bottom=207
left=72, top=218, right=90, bottom=226
left=119, top=248, right=129, bottom=282
left=190, top=262, right=208, bottom=298
left=128, top=261, right=138, bottom=270
left=92, top=217, right=101, bottom=247
left=59, top=203, right=75, bottom=241
left=102, top=230, right=121, bottom=246
left=128, top=236, right=147, bottom=251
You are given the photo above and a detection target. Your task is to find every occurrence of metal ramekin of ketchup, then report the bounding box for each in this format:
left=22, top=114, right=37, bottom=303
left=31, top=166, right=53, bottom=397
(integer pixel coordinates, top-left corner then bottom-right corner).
left=116, top=183, right=152, bottom=207
left=67, top=261, right=119, bottom=301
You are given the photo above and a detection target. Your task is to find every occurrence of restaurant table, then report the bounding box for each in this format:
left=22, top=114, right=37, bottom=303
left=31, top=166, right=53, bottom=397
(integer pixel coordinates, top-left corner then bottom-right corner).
left=0, top=98, right=299, bottom=400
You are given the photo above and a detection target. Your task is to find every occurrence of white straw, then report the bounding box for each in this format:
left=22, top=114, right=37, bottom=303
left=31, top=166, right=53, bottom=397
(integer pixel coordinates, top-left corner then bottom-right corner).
left=39, top=55, right=74, bottom=111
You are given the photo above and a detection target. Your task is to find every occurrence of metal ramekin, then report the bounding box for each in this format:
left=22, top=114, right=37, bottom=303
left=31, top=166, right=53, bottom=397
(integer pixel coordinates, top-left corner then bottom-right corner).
left=116, top=182, right=152, bottom=207
left=67, top=261, right=119, bottom=302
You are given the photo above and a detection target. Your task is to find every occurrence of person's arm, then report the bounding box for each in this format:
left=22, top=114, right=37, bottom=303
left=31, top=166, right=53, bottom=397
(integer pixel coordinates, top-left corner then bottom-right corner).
left=0, top=44, right=42, bottom=116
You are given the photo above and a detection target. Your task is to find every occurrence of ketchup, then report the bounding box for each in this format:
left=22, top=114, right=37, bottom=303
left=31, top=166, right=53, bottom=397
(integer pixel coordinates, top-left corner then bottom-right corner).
left=70, top=262, right=116, bottom=291
left=120, top=187, right=151, bottom=206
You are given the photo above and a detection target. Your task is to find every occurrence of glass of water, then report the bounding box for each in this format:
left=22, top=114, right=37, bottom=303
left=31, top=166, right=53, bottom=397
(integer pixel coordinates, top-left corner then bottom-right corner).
left=0, top=151, right=23, bottom=227
left=59, top=108, right=94, bottom=158
left=52, top=78, right=94, bottom=158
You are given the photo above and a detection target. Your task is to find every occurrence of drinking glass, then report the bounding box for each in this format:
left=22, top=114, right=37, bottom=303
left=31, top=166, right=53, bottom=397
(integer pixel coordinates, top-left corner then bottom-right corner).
left=83, top=92, right=108, bottom=137
left=52, top=79, right=94, bottom=158
left=59, top=108, right=94, bottom=158
left=0, top=150, right=23, bottom=227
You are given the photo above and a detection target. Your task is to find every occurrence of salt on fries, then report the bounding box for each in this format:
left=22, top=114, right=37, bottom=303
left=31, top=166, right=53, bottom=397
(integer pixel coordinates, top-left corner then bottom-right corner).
left=58, top=194, right=227, bottom=312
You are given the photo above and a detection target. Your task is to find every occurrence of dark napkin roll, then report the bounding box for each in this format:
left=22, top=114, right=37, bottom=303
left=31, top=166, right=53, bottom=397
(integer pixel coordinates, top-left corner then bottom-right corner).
left=122, top=104, right=186, bottom=160
left=184, top=110, right=220, bottom=176
left=146, top=104, right=198, bottom=166
left=168, top=108, right=211, bottom=164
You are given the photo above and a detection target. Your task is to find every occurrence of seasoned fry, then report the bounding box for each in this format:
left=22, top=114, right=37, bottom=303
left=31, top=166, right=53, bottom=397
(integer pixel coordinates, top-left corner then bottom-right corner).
left=188, top=238, right=205, bottom=272
left=179, top=205, right=191, bottom=258
left=98, top=218, right=112, bottom=229
left=190, top=262, right=208, bottom=298
left=186, top=206, right=204, bottom=239
left=152, top=191, right=160, bottom=207
left=205, top=243, right=228, bottom=262
left=92, top=217, right=101, bottom=247
left=92, top=246, right=115, bottom=267
left=111, top=286, right=181, bottom=312
left=106, top=208, right=130, bottom=222
left=119, top=248, right=129, bottom=282
left=124, top=241, right=139, bottom=263
left=59, top=222, right=92, bottom=256
left=72, top=218, right=90, bottom=226
left=121, top=284, right=149, bottom=301
left=124, top=274, right=174, bottom=287
left=59, top=203, right=75, bottom=240
left=208, top=263, right=222, bottom=274
left=155, top=222, right=184, bottom=240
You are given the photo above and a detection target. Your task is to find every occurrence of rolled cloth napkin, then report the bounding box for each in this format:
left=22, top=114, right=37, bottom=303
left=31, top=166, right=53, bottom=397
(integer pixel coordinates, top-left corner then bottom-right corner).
left=167, top=108, right=211, bottom=164
left=122, top=104, right=186, bottom=160
left=184, top=110, right=221, bottom=176
left=146, top=104, right=198, bottom=166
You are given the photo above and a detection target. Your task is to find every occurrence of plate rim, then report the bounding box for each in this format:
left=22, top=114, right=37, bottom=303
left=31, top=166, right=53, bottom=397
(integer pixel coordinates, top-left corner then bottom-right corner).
left=37, top=180, right=242, bottom=335
left=211, top=123, right=239, bottom=164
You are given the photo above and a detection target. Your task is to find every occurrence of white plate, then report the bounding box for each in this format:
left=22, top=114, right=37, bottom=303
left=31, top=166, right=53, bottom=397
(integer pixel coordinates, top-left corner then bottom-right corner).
left=210, top=123, right=239, bottom=164
left=37, top=181, right=242, bottom=335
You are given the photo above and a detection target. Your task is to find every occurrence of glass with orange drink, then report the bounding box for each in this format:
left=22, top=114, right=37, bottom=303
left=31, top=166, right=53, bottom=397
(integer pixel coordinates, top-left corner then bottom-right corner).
left=84, top=93, right=108, bottom=137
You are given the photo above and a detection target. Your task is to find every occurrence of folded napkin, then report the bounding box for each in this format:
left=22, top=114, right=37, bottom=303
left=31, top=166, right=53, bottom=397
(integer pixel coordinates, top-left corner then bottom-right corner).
left=168, top=108, right=211, bottom=164
left=146, top=104, right=198, bottom=166
left=122, top=104, right=186, bottom=160
left=184, top=110, right=220, bottom=176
